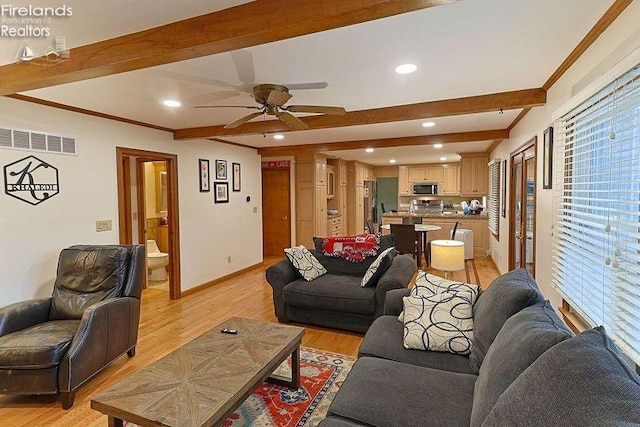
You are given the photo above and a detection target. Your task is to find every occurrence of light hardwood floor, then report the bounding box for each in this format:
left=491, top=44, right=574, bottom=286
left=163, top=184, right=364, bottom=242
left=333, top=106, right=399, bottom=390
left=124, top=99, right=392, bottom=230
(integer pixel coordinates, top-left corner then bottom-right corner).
left=0, top=255, right=499, bottom=426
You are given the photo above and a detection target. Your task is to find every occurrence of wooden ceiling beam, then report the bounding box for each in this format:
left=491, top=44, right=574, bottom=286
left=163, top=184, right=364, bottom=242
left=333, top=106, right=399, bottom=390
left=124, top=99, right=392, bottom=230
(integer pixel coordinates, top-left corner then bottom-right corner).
left=0, top=0, right=456, bottom=95
left=174, top=88, right=545, bottom=140
left=257, top=129, right=508, bottom=156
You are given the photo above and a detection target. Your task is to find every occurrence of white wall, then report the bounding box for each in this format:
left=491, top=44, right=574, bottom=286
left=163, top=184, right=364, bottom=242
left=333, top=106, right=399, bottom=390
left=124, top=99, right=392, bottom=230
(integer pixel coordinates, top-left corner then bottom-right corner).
left=144, top=162, right=158, bottom=218
left=0, top=96, right=262, bottom=306
left=489, top=1, right=640, bottom=309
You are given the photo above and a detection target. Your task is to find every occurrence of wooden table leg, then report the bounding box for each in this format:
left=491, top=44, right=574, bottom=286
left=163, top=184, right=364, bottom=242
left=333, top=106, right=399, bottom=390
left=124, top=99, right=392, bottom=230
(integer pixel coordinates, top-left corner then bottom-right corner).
left=266, top=345, right=301, bottom=389
left=108, top=416, right=124, bottom=427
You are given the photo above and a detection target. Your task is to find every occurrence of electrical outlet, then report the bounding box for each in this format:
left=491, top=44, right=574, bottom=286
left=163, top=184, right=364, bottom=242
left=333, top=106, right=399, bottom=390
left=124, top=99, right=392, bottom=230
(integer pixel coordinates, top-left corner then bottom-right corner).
left=96, top=219, right=112, bottom=232
left=253, top=206, right=258, bottom=213
left=227, top=256, right=231, bottom=263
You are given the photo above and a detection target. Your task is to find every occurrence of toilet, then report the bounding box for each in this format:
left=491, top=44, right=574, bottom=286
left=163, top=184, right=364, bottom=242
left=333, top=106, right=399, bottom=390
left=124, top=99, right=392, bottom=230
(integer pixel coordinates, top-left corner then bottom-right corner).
left=147, top=239, right=169, bottom=281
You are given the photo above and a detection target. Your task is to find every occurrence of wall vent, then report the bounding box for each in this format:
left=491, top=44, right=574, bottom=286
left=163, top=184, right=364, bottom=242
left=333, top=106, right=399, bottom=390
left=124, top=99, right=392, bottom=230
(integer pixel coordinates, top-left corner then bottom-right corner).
left=0, top=127, right=77, bottom=155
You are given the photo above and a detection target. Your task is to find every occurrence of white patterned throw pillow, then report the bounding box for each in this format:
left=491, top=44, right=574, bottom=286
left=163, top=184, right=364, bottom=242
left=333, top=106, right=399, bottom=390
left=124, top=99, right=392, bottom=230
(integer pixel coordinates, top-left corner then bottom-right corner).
left=398, top=273, right=480, bottom=322
left=284, top=246, right=327, bottom=281
left=360, top=247, right=396, bottom=287
left=402, top=293, right=474, bottom=355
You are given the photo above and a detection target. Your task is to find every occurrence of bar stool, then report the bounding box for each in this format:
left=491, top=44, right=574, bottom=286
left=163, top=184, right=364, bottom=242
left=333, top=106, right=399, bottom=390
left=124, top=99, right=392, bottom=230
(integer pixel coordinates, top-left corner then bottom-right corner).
left=452, top=228, right=481, bottom=286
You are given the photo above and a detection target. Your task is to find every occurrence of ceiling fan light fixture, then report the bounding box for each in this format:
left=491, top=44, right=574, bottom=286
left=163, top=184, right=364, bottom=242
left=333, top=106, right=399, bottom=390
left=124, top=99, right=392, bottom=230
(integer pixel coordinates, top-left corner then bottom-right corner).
left=394, top=63, right=417, bottom=74
left=273, top=134, right=285, bottom=140
left=162, top=99, right=181, bottom=108
left=422, top=121, right=435, bottom=128
left=433, top=143, right=443, bottom=149
left=365, top=148, right=374, bottom=153
left=389, top=159, right=397, bottom=164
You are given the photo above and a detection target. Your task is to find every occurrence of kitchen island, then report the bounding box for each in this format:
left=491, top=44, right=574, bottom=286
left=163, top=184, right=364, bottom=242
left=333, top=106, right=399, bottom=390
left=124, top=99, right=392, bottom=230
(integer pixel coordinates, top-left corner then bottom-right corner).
left=381, top=212, right=489, bottom=257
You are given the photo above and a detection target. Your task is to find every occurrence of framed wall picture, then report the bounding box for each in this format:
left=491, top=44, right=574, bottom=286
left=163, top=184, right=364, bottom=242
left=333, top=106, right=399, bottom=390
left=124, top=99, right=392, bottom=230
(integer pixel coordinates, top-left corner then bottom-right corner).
left=214, top=182, right=229, bottom=203
left=501, top=159, right=507, bottom=218
left=215, top=160, right=227, bottom=180
left=232, top=162, right=241, bottom=192
left=543, top=126, right=554, bottom=189
left=198, top=159, right=210, bottom=192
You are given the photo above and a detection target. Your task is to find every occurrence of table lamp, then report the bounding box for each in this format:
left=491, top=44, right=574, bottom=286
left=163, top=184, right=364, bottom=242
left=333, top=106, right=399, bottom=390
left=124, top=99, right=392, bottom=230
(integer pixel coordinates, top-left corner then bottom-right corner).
left=430, top=240, right=465, bottom=279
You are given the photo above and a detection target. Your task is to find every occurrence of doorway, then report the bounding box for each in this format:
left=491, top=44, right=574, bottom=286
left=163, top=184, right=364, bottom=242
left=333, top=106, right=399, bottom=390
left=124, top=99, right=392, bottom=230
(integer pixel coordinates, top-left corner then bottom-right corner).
left=116, top=147, right=181, bottom=299
left=509, top=137, right=536, bottom=275
left=262, top=167, right=291, bottom=256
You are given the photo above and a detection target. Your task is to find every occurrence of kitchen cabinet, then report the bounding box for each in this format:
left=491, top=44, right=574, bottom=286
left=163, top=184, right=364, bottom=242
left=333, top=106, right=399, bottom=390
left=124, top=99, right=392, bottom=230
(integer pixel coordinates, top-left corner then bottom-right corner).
left=441, top=164, right=459, bottom=195
left=295, top=154, right=328, bottom=247
left=398, top=166, right=410, bottom=196
left=338, top=160, right=348, bottom=186
left=347, top=185, right=365, bottom=235
left=425, top=217, right=489, bottom=257
left=460, top=154, right=489, bottom=196
left=327, top=216, right=342, bottom=237
left=408, top=165, right=443, bottom=183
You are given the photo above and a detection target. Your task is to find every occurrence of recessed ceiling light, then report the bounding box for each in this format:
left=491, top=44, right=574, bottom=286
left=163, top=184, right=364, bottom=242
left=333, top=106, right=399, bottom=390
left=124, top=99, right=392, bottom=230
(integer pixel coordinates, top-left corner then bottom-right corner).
left=389, top=159, right=397, bottom=164
left=162, top=100, right=181, bottom=108
left=440, top=157, right=447, bottom=161
left=422, top=121, right=435, bottom=128
left=273, top=134, right=285, bottom=140
left=433, top=144, right=443, bottom=149
left=365, top=148, right=375, bottom=153
left=394, top=63, right=417, bottom=74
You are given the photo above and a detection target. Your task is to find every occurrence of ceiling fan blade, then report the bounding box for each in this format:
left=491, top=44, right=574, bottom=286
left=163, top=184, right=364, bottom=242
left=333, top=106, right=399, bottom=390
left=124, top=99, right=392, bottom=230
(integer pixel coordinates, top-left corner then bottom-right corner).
left=266, top=90, right=292, bottom=106
left=285, top=82, right=329, bottom=90
left=190, top=90, right=241, bottom=104
left=275, top=110, right=309, bottom=130
left=231, top=50, right=255, bottom=84
left=194, top=105, right=261, bottom=109
left=224, top=111, right=265, bottom=129
left=287, top=105, right=346, bottom=115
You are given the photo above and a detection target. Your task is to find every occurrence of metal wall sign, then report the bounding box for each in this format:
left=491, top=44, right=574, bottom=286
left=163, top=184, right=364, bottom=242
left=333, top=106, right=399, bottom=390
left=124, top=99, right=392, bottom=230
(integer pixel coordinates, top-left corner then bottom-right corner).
left=3, top=155, right=59, bottom=205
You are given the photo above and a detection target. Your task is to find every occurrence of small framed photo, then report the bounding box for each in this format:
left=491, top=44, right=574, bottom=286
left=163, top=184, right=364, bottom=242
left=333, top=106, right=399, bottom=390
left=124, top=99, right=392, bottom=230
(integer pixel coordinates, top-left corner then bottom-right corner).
left=198, top=159, right=210, bottom=192
left=215, top=160, right=227, bottom=180
left=543, top=126, right=554, bottom=189
left=214, top=182, right=229, bottom=203
left=232, top=162, right=241, bottom=192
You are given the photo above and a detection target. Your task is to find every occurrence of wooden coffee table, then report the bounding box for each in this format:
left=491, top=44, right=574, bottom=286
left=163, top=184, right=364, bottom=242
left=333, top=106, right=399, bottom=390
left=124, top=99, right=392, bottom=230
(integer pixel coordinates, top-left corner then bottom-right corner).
left=91, top=317, right=304, bottom=427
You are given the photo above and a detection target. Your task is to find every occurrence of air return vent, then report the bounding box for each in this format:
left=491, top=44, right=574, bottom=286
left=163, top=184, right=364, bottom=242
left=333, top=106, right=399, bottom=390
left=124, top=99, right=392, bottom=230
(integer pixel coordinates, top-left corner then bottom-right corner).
left=0, top=127, right=77, bottom=155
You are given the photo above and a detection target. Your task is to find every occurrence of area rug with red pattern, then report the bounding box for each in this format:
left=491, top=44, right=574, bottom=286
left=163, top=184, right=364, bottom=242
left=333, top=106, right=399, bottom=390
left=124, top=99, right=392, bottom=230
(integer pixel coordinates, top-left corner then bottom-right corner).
left=125, top=347, right=354, bottom=427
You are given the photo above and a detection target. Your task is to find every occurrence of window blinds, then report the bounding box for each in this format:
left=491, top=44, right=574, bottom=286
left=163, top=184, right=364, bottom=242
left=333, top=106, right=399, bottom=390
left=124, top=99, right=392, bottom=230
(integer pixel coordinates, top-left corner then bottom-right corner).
left=552, top=63, right=640, bottom=364
left=488, top=160, right=500, bottom=236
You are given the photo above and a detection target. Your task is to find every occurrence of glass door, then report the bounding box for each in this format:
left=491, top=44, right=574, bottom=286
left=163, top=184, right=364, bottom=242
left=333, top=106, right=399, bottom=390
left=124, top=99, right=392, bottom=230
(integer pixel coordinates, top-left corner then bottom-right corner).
left=510, top=139, right=536, bottom=275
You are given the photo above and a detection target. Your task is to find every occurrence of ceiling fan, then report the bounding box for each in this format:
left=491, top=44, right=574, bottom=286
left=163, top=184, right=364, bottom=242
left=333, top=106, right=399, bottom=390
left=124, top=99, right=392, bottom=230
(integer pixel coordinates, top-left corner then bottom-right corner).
left=194, top=83, right=346, bottom=130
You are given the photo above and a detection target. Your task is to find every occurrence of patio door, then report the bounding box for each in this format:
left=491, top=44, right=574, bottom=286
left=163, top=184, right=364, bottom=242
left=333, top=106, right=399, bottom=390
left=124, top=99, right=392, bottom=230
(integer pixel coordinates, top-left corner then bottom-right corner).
left=509, top=138, right=536, bottom=275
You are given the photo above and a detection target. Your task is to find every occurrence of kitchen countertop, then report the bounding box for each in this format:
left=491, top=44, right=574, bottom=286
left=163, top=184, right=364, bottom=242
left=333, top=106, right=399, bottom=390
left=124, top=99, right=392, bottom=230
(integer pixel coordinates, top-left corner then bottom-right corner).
left=382, top=212, right=487, bottom=219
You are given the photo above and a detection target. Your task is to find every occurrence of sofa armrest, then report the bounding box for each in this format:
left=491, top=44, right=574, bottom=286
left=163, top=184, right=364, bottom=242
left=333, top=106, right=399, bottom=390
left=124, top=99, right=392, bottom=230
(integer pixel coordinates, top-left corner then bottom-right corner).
left=374, top=255, right=416, bottom=317
left=59, top=297, right=139, bottom=392
left=384, top=288, right=411, bottom=316
left=0, top=298, right=52, bottom=337
left=266, top=259, right=298, bottom=322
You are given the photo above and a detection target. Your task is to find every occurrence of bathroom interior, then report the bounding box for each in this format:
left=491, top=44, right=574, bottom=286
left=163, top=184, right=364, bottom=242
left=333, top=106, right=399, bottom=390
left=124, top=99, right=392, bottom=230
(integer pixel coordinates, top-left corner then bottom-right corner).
left=144, top=161, right=170, bottom=291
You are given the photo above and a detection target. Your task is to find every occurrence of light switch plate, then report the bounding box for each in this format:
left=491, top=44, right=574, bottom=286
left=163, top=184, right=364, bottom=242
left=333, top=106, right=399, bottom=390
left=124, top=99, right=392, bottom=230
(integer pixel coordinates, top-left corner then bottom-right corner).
left=96, top=219, right=112, bottom=232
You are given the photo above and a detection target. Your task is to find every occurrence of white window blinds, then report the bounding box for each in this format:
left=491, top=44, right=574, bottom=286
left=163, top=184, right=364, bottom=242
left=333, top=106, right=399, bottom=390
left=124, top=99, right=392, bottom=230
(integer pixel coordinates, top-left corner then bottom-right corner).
left=488, top=160, right=500, bottom=236
left=552, top=63, right=640, bottom=364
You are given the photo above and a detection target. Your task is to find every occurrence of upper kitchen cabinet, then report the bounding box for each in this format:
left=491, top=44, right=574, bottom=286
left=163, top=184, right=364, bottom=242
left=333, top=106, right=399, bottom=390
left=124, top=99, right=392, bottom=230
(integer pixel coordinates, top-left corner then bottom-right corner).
left=459, top=153, right=489, bottom=196
left=296, top=154, right=328, bottom=247
left=398, top=166, right=410, bottom=195
left=407, top=165, right=443, bottom=183
left=441, top=163, right=459, bottom=195
left=314, top=156, right=327, bottom=186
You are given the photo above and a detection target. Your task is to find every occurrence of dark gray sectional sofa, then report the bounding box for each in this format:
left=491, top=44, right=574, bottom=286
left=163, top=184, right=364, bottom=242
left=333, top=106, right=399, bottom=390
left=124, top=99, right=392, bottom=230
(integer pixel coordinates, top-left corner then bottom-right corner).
left=266, top=235, right=416, bottom=333
left=321, top=269, right=640, bottom=426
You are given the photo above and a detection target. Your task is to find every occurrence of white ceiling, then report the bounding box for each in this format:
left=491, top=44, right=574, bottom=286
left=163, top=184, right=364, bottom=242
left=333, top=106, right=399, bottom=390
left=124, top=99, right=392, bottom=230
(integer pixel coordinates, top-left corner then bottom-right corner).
left=2, top=0, right=616, bottom=165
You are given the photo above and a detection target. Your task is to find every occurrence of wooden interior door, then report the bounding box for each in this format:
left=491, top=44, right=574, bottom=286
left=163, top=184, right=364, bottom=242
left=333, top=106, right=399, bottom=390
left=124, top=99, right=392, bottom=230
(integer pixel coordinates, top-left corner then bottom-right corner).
left=262, top=168, right=291, bottom=256
left=509, top=139, right=536, bottom=275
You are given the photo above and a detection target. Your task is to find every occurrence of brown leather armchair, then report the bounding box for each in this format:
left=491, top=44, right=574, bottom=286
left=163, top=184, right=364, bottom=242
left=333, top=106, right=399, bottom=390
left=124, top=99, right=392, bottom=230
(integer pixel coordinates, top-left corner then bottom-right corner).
left=0, top=244, right=144, bottom=409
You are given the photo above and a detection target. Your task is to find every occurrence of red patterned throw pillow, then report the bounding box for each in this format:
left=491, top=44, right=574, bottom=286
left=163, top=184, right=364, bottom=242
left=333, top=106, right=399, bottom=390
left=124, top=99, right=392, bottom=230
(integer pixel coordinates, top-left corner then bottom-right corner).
left=322, top=234, right=379, bottom=262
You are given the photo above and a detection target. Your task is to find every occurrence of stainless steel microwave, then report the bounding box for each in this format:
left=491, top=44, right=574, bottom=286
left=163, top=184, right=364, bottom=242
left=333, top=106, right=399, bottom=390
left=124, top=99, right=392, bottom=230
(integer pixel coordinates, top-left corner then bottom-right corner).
left=412, top=182, right=438, bottom=195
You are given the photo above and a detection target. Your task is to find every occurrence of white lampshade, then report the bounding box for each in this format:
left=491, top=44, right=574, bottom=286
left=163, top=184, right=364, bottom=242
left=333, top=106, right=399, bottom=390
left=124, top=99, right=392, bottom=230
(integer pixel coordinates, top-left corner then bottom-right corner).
left=430, top=240, right=465, bottom=272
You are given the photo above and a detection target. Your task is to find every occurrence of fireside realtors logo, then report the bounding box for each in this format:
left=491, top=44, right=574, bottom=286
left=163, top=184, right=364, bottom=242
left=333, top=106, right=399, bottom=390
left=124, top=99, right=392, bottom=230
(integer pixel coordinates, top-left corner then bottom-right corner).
left=4, top=155, right=59, bottom=205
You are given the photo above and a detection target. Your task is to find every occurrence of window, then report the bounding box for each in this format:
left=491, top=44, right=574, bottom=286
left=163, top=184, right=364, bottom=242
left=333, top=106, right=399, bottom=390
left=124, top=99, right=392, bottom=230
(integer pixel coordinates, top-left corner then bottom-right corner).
left=552, top=63, right=640, bottom=364
left=488, top=160, right=500, bottom=237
